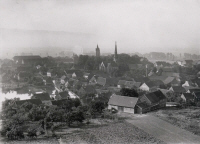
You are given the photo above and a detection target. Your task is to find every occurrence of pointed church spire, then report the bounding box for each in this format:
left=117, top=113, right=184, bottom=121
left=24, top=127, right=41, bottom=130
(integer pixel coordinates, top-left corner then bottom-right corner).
left=114, top=41, right=118, bottom=62
left=115, top=41, right=117, bottom=57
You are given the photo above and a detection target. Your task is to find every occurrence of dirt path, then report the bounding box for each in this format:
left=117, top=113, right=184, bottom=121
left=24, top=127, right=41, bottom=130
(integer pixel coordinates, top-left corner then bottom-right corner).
left=126, top=114, right=200, bottom=144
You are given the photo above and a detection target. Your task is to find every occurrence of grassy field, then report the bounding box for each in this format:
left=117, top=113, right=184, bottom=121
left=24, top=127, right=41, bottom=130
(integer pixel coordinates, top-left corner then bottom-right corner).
left=153, top=107, right=200, bottom=136
left=58, top=120, right=165, bottom=144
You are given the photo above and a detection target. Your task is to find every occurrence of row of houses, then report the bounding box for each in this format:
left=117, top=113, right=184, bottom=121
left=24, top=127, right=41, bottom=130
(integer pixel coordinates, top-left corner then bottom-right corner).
left=13, top=90, right=71, bottom=107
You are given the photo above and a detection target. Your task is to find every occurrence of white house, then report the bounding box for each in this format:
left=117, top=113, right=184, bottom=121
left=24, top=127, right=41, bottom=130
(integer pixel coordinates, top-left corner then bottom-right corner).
left=72, top=72, right=77, bottom=78
left=139, top=83, right=150, bottom=91
left=108, top=94, right=138, bottom=114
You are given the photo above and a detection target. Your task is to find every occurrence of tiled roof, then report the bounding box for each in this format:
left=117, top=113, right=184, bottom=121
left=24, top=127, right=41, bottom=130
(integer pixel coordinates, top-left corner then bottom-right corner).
left=134, top=77, right=150, bottom=83
left=108, top=94, right=138, bottom=108
left=163, top=77, right=175, bottom=85
left=144, top=90, right=166, bottom=104
left=149, top=76, right=168, bottom=81
left=59, top=91, right=69, bottom=99
left=133, top=82, right=142, bottom=88
left=162, top=72, right=180, bottom=78
left=136, top=103, right=149, bottom=109
left=118, top=80, right=126, bottom=85
left=83, top=85, right=96, bottom=93
left=145, top=81, right=158, bottom=88
left=183, top=86, right=196, bottom=91
left=32, top=93, right=51, bottom=101
left=194, top=92, right=200, bottom=98
left=182, top=93, right=194, bottom=101
left=106, top=78, right=119, bottom=86
left=188, top=88, right=200, bottom=93
left=16, top=99, right=42, bottom=106
left=145, top=92, right=160, bottom=104
left=171, top=86, right=186, bottom=93
left=153, top=90, right=166, bottom=101
left=97, top=77, right=106, bottom=86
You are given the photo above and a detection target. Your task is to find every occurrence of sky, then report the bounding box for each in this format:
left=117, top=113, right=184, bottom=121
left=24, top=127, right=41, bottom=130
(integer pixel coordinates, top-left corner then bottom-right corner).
left=0, top=0, right=200, bottom=58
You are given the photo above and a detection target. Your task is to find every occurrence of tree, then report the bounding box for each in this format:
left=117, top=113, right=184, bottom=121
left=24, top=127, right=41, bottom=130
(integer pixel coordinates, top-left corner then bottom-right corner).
left=120, top=88, right=139, bottom=97
left=72, top=98, right=81, bottom=107
left=77, top=55, right=89, bottom=69
left=152, top=67, right=157, bottom=73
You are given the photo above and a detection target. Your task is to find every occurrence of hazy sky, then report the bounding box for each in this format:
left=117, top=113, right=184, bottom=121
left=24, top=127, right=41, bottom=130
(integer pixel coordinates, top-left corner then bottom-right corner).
left=0, top=0, right=200, bottom=58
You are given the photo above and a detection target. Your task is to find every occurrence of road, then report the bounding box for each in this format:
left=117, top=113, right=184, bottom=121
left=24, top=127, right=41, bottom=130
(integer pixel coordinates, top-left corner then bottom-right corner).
left=126, top=114, right=200, bottom=144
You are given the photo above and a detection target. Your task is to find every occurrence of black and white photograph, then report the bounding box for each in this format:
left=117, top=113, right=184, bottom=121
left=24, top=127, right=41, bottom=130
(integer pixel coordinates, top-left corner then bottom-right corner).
left=1, top=0, right=200, bottom=143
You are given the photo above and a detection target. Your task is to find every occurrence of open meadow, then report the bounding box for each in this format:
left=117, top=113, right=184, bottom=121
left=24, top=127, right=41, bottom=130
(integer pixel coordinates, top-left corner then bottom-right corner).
left=153, top=107, right=200, bottom=136
left=58, top=120, right=165, bottom=144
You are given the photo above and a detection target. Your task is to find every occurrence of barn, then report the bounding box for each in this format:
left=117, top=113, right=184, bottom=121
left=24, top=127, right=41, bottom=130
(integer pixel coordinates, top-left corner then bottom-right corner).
left=108, top=94, right=138, bottom=114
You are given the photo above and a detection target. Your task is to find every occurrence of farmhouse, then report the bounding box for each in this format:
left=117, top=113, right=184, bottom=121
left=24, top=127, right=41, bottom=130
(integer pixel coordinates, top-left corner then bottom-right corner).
left=136, top=90, right=167, bottom=114
left=108, top=94, right=138, bottom=114
left=181, top=93, right=194, bottom=104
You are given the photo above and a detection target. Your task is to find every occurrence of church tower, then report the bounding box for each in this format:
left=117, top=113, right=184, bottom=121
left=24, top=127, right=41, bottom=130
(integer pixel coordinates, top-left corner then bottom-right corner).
left=96, top=44, right=100, bottom=57
left=114, top=41, right=118, bottom=62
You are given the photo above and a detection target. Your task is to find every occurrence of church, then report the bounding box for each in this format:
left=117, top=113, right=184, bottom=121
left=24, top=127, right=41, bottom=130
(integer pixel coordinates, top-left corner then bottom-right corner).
left=97, top=42, right=118, bottom=73
left=95, top=42, right=118, bottom=61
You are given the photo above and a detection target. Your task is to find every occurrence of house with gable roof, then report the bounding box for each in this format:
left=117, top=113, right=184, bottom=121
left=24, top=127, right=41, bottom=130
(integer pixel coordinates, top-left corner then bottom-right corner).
left=193, top=92, right=200, bottom=103
left=169, top=86, right=186, bottom=94
left=136, top=90, right=167, bottom=114
left=181, top=93, right=194, bottom=104
left=108, top=94, right=138, bottom=114
left=163, top=76, right=180, bottom=86
left=139, top=81, right=162, bottom=92
left=186, top=88, right=200, bottom=94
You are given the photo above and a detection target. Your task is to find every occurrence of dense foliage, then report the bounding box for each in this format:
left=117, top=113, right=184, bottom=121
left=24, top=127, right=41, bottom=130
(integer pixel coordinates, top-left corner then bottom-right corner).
left=0, top=98, right=85, bottom=139
left=120, top=88, right=139, bottom=97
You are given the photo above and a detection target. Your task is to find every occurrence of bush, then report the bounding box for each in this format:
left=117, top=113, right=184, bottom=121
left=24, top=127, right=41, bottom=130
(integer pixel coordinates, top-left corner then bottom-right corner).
left=6, top=127, right=24, bottom=140
left=102, top=110, right=116, bottom=120
left=27, top=125, right=38, bottom=138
